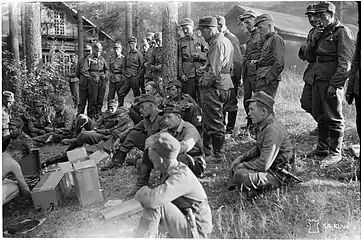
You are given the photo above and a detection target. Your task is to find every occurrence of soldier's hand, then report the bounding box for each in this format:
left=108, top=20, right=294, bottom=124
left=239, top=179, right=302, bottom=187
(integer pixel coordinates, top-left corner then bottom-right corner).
left=327, top=85, right=337, bottom=99
left=230, top=156, right=243, bottom=171
left=196, top=66, right=206, bottom=75
left=180, top=75, right=188, bottom=82
left=345, top=94, right=354, bottom=105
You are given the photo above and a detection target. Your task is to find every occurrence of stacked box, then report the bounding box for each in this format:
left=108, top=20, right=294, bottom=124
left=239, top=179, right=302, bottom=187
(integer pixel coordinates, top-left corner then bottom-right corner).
left=31, top=171, right=66, bottom=211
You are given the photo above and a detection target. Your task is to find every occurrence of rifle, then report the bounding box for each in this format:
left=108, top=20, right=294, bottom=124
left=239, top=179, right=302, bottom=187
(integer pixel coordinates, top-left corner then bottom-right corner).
left=276, top=167, right=303, bottom=183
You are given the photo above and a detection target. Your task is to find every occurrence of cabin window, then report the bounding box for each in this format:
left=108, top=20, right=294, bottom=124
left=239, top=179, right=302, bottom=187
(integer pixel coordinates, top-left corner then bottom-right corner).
left=54, top=11, right=65, bottom=35
left=42, top=54, right=52, bottom=64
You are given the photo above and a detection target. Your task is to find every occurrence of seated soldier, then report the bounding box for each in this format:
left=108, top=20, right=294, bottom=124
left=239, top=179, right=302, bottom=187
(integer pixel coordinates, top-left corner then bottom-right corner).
left=227, top=91, right=294, bottom=200
left=162, top=80, right=202, bottom=133
left=3, top=118, right=34, bottom=149
left=2, top=140, right=32, bottom=205
left=23, top=100, right=51, bottom=138
left=135, top=103, right=206, bottom=196
left=134, top=132, right=212, bottom=238
left=31, top=98, right=75, bottom=145
left=145, top=81, right=163, bottom=106
left=100, top=94, right=165, bottom=170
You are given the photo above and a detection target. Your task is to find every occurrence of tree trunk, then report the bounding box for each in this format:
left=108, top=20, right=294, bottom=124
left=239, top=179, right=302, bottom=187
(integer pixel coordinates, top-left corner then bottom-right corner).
left=125, top=2, right=133, bottom=51
left=9, top=2, right=20, bottom=65
left=134, top=1, right=139, bottom=40
left=24, top=2, right=42, bottom=72
left=184, top=1, right=191, bottom=18
left=21, top=3, right=26, bottom=61
left=77, top=9, right=84, bottom=60
left=162, top=2, right=178, bottom=87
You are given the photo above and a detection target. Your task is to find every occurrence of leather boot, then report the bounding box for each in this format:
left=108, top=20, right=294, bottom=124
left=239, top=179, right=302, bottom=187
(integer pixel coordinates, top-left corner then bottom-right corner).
left=212, top=134, right=226, bottom=162
left=100, top=150, right=127, bottom=171
left=316, top=121, right=329, bottom=150
left=226, top=111, right=238, bottom=134
left=321, top=129, right=343, bottom=167
left=203, top=133, right=212, bottom=157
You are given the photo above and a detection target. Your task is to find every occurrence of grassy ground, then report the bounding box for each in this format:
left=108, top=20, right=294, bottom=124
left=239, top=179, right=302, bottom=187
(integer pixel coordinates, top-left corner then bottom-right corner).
left=2, top=72, right=360, bottom=239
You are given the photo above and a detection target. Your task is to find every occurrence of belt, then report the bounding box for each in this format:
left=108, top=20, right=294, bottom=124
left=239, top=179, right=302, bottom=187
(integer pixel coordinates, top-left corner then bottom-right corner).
left=316, top=55, right=338, bottom=63
left=89, top=70, right=104, bottom=72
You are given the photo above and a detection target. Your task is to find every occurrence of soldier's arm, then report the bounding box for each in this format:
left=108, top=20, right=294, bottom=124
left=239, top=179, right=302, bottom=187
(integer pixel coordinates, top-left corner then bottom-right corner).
left=346, top=36, right=359, bottom=98
left=206, top=41, right=225, bottom=86
left=75, top=60, right=81, bottom=78
left=330, top=28, right=356, bottom=89
left=94, top=115, right=104, bottom=129
left=103, top=58, right=110, bottom=77
left=5, top=157, right=30, bottom=193
left=264, top=37, right=285, bottom=83
left=198, top=37, right=209, bottom=61
left=177, top=126, right=201, bottom=154
left=56, top=111, right=74, bottom=133
left=112, top=120, right=134, bottom=139
left=135, top=170, right=190, bottom=209
left=242, top=126, right=283, bottom=172
left=137, top=53, right=144, bottom=75
left=27, top=119, right=46, bottom=135
left=132, top=119, right=146, bottom=133
left=80, top=57, right=92, bottom=79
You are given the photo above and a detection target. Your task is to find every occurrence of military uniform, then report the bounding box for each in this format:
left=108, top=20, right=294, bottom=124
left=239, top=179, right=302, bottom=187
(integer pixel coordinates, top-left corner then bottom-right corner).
left=144, top=32, right=156, bottom=83
left=307, top=2, right=355, bottom=165
left=125, top=37, right=144, bottom=98
left=24, top=101, right=50, bottom=137
left=254, top=14, right=285, bottom=98
left=149, top=32, right=164, bottom=94
left=228, top=92, right=294, bottom=195
left=135, top=132, right=212, bottom=238
left=198, top=17, right=234, bottom=161
left=108, top=43, right=127, bottom=106
left=4, top=118, right=34, bottom=149
left=81, top=43, right=110, bottom=117
left=67, top=57, right=79, bottom=108
left=77, top=45, right=92, bottom=116
left=179, top=18, right=208, bottom=101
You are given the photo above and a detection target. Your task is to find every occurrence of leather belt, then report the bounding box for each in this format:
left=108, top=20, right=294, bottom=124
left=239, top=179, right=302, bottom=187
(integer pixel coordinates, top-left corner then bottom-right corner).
left=316, top=55, right=338, bottom=63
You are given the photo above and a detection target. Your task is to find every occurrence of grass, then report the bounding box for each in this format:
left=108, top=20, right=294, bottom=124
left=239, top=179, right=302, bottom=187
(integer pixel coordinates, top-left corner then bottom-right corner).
left=2, top=69, right=360, bottom=239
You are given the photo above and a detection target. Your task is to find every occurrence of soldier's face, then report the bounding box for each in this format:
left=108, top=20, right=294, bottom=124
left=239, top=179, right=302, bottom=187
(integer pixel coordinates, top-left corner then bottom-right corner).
left=9, top=125, right=20, bottom=137
left=139, top=102, right=153, bottom=117
left=167, top=86, right=180, bottom=99
left=156, top=39, right=162, bottom=47
left=84, top=49, right=92, bottom=57
left=314, top=12, right=333, bottom=28
left=162, top=113, right=180, bottom=129
left=307, top=14, right=317, bottom=28
left=243, top=18, right=254, bottom=32
left=182, top=25, right=194, bottom=36
left=94, top=49, right=102, bottom=57
left=129, top=42, right=136, bottom=50
left=142, top=44, right=149, bottom=52
left=248, top=102, right=267, bottom=124
left=108, top=105, right=118, bottom=114
left=145, top=85, right=156, bottom=95
left=12, top=149, right=25, bottom=162
left=114, top=47, right=122, bottom=56
left=199, top=27, right=212, bottom=41
left=257, top=21, right=270, bottom=39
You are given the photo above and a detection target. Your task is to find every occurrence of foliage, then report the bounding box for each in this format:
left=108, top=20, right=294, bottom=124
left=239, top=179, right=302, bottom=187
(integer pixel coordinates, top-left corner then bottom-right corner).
left=2, top=46, right=70, bottom=118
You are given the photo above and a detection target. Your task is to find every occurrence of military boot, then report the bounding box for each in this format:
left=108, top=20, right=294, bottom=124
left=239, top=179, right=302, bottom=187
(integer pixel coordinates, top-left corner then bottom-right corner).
left=211, top=134, right=226, bottom=163
left=306, top=122, right=329, bottom=158
left=203, top=133, right=212, bottom=157
left=99, top=150, right=127, bottom=171
left=226, top=111, right=238, bottom=134
left=320, top=129, right=343, bottom=168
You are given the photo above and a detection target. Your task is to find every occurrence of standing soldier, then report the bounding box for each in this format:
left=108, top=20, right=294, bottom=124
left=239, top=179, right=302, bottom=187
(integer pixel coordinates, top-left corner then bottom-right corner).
left=197, top=16, right=234, bottom=162
left=298, top=4, right=319, bottom=136
left=77, top=44, right=92, bottom=116
left=81, top=42, right=110, bottom=118
left=125, top=37, right=144, bottom=98
left=252, top=14, right=285, bottom=98
left=144, top=32, right=155, bottom=83
left=149, top=32, right=164, bottom=95
left=178, top=18, right=208, bottom=102
left=237, top=10, right=262, bottom=134
left=215, top=15, right=243, bottom=135
left=306, top=1, right=355, bottom=167
left=139, top=39, right=149, bottom=94
left=108, top=43, right=127, bottom=106
left=2, top=91, right=15, bottom=151
left=67, top=54, right=79, bottom=109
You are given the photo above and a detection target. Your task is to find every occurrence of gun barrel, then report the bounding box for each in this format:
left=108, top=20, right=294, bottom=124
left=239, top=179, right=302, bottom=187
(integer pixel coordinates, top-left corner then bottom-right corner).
left=278, top=168, right=303, bottom=182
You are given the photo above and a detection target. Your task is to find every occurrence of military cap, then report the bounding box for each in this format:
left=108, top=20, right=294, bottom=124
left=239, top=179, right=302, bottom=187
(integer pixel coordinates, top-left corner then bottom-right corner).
left=246, top=91, right=275, bottom=112
left=93, top=42, right=103, bottom=50
left=214, top=15, right=226, bottom=26
left=108, top=99, right=119, bottom=107
left=113, top=42, right=122, bottom=49
left=314, top=1, right=336, bottom=14
left=197, top=16, right=218, bottom=29
left=149, top=132, right=181, bottom=160
left=128, top=36, right=137, bottom=43
left=305, top=4, right=315, bottom=15
left=135, top=94, right=157, bottom=106
left=84, top=45, right=92, bottom=51
left=237, top=10, right=257, bottom=25
left=179, top=18, right=194, bottom=27
left=255, top=14, right=274, bottom=27
left=3, top=91, right=15, bottom=102
left=146, top=32, right=155, bottom=40
left=8, top=118, right=24, bottom=128
left=33, top=100, right=43, bottom=107
left=167, top=79, right=182, bottom=89
left=154, top=32, right=162, bottom=40
left=160, top=103, right=182, bottom=115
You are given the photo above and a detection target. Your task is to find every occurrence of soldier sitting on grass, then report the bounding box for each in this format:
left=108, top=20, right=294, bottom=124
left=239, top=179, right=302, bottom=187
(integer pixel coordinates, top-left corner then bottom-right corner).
left=23, top=100, right=51, bottom=138
left=227, top=91, right=295, bottom=200
left=2, top=118, right=34, bottom=149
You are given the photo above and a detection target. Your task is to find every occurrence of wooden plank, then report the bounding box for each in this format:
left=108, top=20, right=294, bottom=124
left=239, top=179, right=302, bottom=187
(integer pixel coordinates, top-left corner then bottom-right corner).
left=101, top=198, right=142, bottom=221
left=66, top=147, right=88, bottom=163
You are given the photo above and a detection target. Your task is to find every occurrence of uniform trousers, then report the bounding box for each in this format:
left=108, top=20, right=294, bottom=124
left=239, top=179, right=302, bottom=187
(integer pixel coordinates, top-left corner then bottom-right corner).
left=256, top=78, right=279, bottom=98
left=182, top=77, right=198, bottom=103
left=69, top=80, right=79, bottom=107
left=88, top=76, right=107, bottom=116
left=312, top=80, right=344, bottom=154
left=67, top=131, right=106, bottom=152
left=300, top=82, right=314, bottom=117
left=223, top=76, right=239, bottom=132
left=78, top=78, right=92, bottom=116
left=108, top=75, right=129, bottom=106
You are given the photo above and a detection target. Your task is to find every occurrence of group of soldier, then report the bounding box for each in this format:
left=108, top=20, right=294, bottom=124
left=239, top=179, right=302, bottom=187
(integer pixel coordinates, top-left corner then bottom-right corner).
left=2, top=1, right=359, bottom=238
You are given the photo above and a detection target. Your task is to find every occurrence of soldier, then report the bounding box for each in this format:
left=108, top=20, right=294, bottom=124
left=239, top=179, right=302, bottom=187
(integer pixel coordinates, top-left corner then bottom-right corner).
left=196, top=16, right=234, bottom=161
left=252, top=14, right=285, bottom=98
left=108, top=42, right=127, bottom=106
left=145, top=81, right=163, bottom=106
left=2, top=140, right=32, bottom=205
left=125, top=37, right=144, bottom=98
left=2, top=91, right=15, bottom=151
left=162, top=80, right=202, bottom=133
left=237, top=10, right=262, bottom=134
left=215, top=15, right=243, bottom=135
left=134, top=132, right=212, bottom=238
left=100, top=94, right=165, bottom=171
left=67, top=54, right=79, bottom=109
left=24, top=100, right=51, bottom=138
left=77, top=44, right=93, bottom=116
left=4, top=118, right=34, bottom=149
left=298, top=4, right=319, bottom=136
left=149, top=32, right=164, bottom=94
left=228, top=91, right=294, bottom=200
left=144, top=32, right=156, bottom=83
left=306, top=1, right=355, bottom=167
left=178, top=18, right=208, bottom=102
left=81, top=42, right=110, bottom=118
left=139, top=39, right=149, bottom=94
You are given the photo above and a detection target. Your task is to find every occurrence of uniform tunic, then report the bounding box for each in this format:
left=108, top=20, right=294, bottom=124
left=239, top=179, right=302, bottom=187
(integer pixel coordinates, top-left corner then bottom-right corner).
left=125, top=49, right=144, bottom=97
left=108, top=55, right=128, bottom=106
